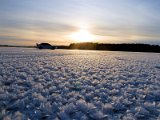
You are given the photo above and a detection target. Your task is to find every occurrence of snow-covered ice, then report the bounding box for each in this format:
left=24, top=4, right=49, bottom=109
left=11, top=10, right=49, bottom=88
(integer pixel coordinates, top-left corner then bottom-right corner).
left=0, top=47, right=160, bottom=120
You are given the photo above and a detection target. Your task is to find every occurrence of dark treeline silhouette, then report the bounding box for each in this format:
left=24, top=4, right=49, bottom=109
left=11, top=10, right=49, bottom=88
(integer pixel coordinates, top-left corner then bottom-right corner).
left=66, top=42, right=160, bottom=53
left=0, top=45, right=34, bottom=48
left=56, top=45, right=70, bottom=49
left=1, top=43, right=160, bottom=53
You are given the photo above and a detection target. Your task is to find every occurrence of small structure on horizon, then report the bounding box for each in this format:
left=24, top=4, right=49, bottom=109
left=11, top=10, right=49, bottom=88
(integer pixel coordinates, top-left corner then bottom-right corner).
left=36, top=43, right=55, bottom=50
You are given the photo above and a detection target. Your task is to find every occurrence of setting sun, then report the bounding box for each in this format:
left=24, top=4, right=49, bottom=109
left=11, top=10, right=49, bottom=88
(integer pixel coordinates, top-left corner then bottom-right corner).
left=70, top=29, right=95, bottom=42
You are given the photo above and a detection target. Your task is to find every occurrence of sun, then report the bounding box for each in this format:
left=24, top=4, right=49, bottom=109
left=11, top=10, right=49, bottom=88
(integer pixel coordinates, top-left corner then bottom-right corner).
left=70, top=29, right=95, bottom=42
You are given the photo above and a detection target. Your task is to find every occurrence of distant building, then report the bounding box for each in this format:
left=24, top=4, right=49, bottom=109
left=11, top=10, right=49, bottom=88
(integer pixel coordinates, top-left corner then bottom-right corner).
left=36, top=43, right=55, bottom=49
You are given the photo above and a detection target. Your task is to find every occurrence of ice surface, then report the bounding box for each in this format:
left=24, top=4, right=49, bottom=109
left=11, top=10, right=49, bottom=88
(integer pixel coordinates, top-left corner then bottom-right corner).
left=0, top=47, right=160, bottom=120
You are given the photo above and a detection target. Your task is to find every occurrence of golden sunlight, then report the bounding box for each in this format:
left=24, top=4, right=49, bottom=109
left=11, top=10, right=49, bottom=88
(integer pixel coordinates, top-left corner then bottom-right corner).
left=70, top=29, right=95, bottom=42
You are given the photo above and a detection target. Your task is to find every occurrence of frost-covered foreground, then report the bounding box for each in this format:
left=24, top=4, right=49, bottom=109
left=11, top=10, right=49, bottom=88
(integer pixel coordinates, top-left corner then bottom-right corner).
left=0, top=47, right=160, bottom=120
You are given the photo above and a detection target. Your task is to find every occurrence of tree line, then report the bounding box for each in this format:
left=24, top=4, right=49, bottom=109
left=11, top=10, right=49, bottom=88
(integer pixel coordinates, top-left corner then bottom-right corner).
left=57, top=42, right=160, bottom=53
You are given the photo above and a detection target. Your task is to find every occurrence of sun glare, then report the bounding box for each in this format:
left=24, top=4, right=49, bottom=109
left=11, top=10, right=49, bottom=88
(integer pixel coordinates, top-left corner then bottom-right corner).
left=70, top=29, right=95, bottom=42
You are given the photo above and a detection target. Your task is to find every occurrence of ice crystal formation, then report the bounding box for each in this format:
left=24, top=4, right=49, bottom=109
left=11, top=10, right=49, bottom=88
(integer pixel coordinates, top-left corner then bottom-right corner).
left=0, top=47, right=160, bottom=120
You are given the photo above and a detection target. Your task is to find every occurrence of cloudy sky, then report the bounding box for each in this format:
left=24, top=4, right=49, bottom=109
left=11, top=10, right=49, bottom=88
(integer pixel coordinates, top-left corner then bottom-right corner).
left=0, top=0, right=160, bottom=45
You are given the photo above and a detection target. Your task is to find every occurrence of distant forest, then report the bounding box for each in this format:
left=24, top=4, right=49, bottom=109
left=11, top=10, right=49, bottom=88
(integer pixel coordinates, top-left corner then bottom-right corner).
left=57, top=43, right=160, bottom=53
left=1, top=43, right=160, bottom=53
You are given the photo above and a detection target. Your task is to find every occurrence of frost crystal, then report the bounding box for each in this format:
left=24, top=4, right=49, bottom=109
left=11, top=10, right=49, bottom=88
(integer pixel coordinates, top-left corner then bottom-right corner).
left=0, top=47, right=159, bottom=119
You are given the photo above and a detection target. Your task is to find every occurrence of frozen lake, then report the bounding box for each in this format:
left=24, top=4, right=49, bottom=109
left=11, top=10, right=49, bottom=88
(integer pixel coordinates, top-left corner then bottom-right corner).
left=0, top=47, right=160, bottom=120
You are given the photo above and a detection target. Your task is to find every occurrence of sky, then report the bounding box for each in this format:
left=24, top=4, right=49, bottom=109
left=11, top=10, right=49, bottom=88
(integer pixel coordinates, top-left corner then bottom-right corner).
left=0, top=0, right=160, bottom=46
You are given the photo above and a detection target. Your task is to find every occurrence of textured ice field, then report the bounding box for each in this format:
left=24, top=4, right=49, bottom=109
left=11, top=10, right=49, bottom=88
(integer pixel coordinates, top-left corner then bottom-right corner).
left=0, top=47, right=160, bottom=120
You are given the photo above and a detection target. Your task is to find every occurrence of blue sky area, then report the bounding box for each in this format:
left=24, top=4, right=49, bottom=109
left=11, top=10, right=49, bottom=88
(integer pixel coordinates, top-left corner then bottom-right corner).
left=0, top=0, right=160, bottom=45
